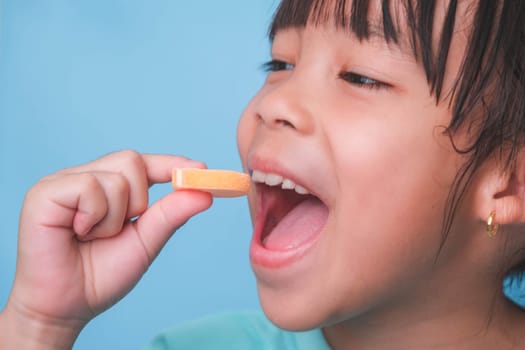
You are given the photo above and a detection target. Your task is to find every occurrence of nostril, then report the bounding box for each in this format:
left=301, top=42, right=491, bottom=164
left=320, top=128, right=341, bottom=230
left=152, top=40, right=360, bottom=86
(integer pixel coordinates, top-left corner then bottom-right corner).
left=257, top=113, right=296, bottom=129
left=276, top=119, right=295, bottom=128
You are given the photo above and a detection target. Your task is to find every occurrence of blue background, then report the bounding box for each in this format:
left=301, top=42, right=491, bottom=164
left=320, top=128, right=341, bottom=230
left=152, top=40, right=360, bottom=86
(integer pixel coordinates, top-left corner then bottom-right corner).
left=0, top=1, right=278, bottom=349
left=1, top=1, right=523, bottom=349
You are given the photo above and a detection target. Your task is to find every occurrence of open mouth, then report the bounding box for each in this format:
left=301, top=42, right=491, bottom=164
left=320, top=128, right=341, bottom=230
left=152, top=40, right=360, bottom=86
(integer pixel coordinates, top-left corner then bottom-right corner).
left=252, top=170, right=329, bottom=251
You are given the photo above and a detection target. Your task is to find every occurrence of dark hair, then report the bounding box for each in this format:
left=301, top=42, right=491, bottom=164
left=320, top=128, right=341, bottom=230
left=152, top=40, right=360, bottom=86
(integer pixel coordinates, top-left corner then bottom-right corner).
left=269, top=0, right=525, bottom=284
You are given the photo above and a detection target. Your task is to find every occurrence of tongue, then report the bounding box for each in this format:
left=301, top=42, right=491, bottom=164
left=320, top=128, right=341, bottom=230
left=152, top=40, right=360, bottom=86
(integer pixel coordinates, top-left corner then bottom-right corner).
left=263, top=198, right=328, bottom=251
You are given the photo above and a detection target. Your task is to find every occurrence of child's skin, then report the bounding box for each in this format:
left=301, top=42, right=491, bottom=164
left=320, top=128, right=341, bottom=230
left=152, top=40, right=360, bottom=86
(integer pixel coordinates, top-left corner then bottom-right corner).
left=1, top=0, right=525, bottom=349
left=0, top=153, right=213, bottom=349
left=236, top=1, right=525, bottom=346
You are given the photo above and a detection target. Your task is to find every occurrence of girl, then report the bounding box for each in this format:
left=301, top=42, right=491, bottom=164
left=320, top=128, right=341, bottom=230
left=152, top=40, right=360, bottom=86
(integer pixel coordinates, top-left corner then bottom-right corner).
left=1, top=0, right=524, bottom=349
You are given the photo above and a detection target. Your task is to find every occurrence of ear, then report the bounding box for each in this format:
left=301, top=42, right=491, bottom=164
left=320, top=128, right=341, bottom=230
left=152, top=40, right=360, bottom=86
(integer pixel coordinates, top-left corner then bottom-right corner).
left=475, top=152, right=525, bottom=227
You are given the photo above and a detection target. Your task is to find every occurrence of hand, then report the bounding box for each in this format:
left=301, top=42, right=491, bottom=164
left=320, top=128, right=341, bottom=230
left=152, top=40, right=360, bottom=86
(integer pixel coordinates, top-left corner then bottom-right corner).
left=1, top=150, right=213, bottom=349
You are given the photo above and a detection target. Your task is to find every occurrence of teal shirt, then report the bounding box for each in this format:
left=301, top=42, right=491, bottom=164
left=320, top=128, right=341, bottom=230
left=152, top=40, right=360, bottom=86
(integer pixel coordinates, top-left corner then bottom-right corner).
left=145, top=310, right=331, bottom=349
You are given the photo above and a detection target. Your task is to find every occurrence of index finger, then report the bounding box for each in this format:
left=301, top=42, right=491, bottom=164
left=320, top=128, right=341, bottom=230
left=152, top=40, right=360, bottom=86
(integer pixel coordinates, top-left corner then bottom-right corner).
left=142, top=154, right=207, bottom=185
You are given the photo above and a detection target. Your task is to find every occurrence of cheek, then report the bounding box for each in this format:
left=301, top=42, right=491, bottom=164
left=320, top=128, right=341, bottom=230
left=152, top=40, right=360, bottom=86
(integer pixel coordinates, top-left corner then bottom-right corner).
left=236, top=105, right=257, bottom=167
left=318, top=124, right=460, bottom=311
left=329, top=114, right=460, bottom=247
left=236, top=102, right=259, bottom=223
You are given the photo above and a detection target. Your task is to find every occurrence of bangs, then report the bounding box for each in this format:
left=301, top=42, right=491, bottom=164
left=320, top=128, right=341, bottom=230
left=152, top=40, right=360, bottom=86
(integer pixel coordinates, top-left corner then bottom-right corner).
left=269, top=0, right=460, bottom=101
left=270, top=0, right=407, bottom=43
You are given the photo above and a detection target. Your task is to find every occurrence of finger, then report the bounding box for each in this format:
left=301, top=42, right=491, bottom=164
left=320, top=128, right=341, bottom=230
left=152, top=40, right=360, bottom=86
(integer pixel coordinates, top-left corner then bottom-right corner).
left=141, top=153, right=207, bottom=185
left=80, top=172, right=130, bottom=241
left=23, top=173, right=108, bottom=240
left=57, top=151, right=207, bottom=218
left=58, top=151, right=149, bottom=219
left=132, top=190, right=213, bottom=261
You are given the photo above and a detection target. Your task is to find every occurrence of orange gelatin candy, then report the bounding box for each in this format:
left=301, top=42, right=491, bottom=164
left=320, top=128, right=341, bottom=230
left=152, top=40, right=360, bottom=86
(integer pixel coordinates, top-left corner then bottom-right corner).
left=172, top=168, right=250, bottom=198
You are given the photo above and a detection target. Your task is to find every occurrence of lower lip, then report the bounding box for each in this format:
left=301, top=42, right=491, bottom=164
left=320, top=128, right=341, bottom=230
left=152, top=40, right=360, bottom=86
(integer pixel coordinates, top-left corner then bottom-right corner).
left=249, top=212, right=324, bottom=269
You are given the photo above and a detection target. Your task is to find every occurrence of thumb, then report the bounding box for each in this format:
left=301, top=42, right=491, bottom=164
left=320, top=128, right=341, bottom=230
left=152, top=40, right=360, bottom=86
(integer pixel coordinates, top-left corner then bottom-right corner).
left=133, top=190, right=213, bottom=262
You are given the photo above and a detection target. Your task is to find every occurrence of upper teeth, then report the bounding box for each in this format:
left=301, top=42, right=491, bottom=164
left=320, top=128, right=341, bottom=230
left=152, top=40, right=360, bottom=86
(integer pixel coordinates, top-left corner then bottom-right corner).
left=251, top=170, right=310, bottom=195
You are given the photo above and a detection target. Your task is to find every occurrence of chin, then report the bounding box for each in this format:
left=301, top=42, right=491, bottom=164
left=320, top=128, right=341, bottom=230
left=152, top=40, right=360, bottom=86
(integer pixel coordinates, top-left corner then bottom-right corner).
left=256, top=282, right=334, bottom=332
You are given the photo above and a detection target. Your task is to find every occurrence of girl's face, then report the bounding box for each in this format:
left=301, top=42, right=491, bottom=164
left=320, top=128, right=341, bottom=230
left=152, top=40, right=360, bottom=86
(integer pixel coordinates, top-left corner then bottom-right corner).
left=237, top=2, right=476, bottom=331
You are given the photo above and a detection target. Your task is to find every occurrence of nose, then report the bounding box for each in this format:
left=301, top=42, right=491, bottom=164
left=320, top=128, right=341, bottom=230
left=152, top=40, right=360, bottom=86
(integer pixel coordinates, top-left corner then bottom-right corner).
left=255, top=77, right=315, bottom=134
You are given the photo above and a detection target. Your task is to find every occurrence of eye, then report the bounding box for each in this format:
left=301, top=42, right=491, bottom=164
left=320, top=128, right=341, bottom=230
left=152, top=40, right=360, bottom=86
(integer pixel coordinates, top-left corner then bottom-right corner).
left=339, top=72, right=390, bottom=90
left=261, top=59, right=295, bottom=73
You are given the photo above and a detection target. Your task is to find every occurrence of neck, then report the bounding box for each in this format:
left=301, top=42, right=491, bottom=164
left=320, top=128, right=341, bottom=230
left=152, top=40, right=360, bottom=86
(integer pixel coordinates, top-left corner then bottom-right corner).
left=322, top=285, right=524, bottom=350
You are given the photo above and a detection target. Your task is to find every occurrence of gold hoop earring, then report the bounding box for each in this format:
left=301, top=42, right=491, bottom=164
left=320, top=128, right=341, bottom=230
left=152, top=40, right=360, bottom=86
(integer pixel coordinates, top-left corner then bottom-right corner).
left=486, top=211, right=499, bottom=238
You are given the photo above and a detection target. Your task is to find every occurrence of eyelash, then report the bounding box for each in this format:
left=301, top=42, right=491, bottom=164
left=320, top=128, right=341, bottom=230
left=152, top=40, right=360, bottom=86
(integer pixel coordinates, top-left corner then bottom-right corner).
left=261, top=59, right=295, bottom=72
left=338, top=72, right=389, bottom=90
left=262, top=59, right=389, bottom=90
